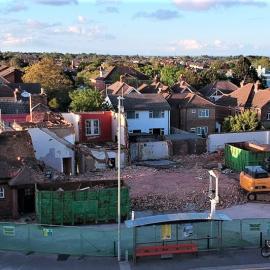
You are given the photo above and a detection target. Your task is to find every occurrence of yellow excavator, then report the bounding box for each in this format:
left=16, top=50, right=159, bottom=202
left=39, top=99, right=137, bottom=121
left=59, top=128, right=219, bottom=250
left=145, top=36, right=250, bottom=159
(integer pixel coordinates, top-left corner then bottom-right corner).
left=240, top=166, right=270, bottom=201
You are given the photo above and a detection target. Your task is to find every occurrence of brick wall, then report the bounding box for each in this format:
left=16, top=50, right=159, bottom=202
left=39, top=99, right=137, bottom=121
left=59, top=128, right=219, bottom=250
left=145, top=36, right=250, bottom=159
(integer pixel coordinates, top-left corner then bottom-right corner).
left=0, top=184, right=15, bottom=217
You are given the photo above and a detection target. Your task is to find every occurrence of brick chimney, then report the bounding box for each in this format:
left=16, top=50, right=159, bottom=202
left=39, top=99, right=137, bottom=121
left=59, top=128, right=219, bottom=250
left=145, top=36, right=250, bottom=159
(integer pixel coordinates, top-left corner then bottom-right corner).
left=153, top=75, right=160, bottom=84
left=179, top=74, right=186, bottom=87
left=240, top=80, right=245, bottom=88
left=254, top=80, right=261, bottom=93
left=99, top=66, right=104, bottom=78
left=120, top=75, right=125, bottom=83
left=13, top=88, right=20, bottom=102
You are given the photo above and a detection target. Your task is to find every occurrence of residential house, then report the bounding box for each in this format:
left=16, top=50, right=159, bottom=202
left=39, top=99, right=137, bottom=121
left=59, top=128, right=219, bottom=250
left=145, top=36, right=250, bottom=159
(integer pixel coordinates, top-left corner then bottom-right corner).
left=91, top=65, right=150, bottom=91
left=216, top=81, right=270, bottom=129
left=0, top=131, right=44, bottom=218
left=12, top=112, right=76, bottom=175
left=171, top=76, right=198, bottom=95
left=167, top=92, right=217, bottom=136
left=0, top=66, right=23, bottom=83
left=106, top=76, right=141, bottom=96
left=0, top=88, right=47, bottom=128
left=199, top=80, right=238, bottom=102
left=62, top=111, right=127, bottom=171
left=137, top=75, right=170, bottom=96
left=107, top=94, right=171, bottom=135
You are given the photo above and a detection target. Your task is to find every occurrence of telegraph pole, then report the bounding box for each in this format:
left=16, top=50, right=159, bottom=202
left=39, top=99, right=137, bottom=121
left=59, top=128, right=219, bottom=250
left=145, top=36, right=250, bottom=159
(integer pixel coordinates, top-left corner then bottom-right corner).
left=117, top=96, right=124, bottom=261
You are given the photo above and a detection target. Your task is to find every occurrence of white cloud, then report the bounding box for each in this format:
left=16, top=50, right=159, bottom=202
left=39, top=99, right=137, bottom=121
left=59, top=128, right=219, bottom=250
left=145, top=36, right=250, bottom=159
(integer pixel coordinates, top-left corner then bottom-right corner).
left=173, top=0, right=267, bottom=11
left=26, top=19, right=59, bottom=29
left=2, top=33, right=32, bottom=45
left=173, top=39, right=205, bottom=50
left=67, top=25, right=82, bottom=34
left=78, top=15, right=86, bottom=23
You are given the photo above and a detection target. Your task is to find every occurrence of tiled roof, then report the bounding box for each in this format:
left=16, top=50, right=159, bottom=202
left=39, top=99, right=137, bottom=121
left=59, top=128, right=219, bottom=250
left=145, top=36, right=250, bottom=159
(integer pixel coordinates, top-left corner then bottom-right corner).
left=171, top=82, right=198, bottom=94
left=97, top=65, right=149, bottom=81
left=107, top=81, right=136, bottom=95
left=199, top=80, right=238, bottom=97
left=138, top=82, right=169, bottom=94
left=216, top=83, right=254, bottom=108
left=167, top=92, right=215, bottom=108
left=0, top=101, right=30, bottom=114
left=252, top=88, right=270, bottom=108
left=108, top=94, right=171, bottom=111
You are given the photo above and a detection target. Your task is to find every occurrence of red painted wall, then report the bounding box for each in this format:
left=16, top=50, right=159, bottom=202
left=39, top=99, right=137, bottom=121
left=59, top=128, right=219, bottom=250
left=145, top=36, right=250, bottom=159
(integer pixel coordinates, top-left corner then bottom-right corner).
left=79, top=111, right=112, bottom=143
left=2, top=114, right=28, bottom=124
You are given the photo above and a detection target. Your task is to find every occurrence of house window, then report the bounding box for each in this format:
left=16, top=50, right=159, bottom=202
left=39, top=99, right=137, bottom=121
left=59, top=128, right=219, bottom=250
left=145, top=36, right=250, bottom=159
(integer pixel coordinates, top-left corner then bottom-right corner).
left=149, top=111, right=165, bottom=118
left=0, top=187, right=5, bottom=199
left=196, top=126, right=208, bottom=136
left=267, top=113, right=270, bottom=120
left=192, top=109, right=196, bottom=114
left=85, top=119, right=100, bottom=136
left=198, top=109, right=210, bottom=118
left=190, top=128, right=196, bottom=133
left=127, top=111, right=139, bottom=119
left=149, top=129, right=153, bottom=134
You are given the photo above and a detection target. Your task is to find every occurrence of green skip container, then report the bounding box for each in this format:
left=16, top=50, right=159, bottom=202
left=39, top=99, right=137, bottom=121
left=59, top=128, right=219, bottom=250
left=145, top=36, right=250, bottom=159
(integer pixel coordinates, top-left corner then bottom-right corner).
left=35, top=180, right=130, bottom=225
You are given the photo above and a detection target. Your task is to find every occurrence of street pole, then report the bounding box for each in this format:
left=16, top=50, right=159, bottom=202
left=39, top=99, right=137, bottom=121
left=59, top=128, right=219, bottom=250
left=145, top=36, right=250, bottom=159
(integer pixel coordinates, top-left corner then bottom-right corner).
left=117, top=96, right=123, bottom=262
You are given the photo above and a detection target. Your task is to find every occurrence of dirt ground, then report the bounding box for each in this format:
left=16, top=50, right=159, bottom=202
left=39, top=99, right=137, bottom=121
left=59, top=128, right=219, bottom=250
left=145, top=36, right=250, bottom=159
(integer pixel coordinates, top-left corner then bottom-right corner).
left=76, top=153, right=247, bottom=213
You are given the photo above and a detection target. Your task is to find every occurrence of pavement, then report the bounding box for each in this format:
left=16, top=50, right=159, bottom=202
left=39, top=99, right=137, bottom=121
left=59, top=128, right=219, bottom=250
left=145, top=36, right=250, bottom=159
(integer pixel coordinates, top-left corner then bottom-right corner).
left=1, top=249, right=270, bottom=270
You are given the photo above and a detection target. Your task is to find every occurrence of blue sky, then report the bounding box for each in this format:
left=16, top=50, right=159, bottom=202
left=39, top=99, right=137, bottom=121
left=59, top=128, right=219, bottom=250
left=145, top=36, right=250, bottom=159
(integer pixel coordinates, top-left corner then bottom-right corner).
left=0, top=0, right=269, bottom=56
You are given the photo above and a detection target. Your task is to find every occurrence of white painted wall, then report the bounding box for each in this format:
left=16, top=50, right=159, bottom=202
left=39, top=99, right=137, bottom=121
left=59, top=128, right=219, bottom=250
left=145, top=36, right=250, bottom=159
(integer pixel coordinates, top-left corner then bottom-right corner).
left=62, top=113, right=80, bottom=142
left=28, top=128, right=75, bottom=174
left=130, top=141, right=170, bottom=161
left=207, top=131, right=270, bottom=152
left=127, top=110, right=170, bottom=135
left=111, top=111, right=127, bottom=146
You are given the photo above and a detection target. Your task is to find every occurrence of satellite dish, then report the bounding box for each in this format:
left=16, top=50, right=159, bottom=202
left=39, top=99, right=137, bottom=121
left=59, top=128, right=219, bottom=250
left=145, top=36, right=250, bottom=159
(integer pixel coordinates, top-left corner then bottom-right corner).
left=21, top=91, right=31, bottom=98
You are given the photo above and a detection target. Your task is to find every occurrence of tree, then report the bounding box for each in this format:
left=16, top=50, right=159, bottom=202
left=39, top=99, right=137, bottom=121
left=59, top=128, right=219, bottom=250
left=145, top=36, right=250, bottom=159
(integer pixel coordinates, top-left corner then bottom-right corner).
left=232, top=56, right=259, bottom=85
left=23, top=57, right=73, bottom=110
left=223, top=110, right=259, bottom=132
left=48, top=98, right=60, bottom=110
left=69, top=88, right=104, bottom=112
left=160, top=66, right=184, bottom=86
left=23, top=57, right=73, bottom=97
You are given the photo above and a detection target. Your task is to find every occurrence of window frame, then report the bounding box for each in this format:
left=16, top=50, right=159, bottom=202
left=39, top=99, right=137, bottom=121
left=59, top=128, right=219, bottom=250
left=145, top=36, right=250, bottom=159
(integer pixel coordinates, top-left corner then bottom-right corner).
left=126, top=111, right=139, bottom=119
left=267, top=112, right=270, bottom=120
left=196, top=126, right=208, bottom=136
left=198, top=109, right=210, bottom=118
left=149, top=110, right=165, bottom=119
left=0, top=187, right=5, bottom=199
left=85, top=119, right=100, bottom=136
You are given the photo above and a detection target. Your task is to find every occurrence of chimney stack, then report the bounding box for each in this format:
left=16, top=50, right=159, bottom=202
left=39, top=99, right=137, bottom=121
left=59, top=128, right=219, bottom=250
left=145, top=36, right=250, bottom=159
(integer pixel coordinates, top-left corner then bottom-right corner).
left=240, top=80, right=245, bottom=88
left=120, top=75, right=125, bottom=83
left=153, top=75, right=160, bottom=84
left=13, top=88, right=20, bottom=102
left=254, top=80, right=261, bottom=93
left=179, top=74, right=186, bottom=87
left=99, top=66, right=104, bottom=78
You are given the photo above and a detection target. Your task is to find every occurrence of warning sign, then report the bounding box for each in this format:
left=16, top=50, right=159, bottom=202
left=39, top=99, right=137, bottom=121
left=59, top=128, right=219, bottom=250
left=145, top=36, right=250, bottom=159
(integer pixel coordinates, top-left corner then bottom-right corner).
left=3, top=226, right=15, bottom=237
left=161, top=224, right=172, bottom=240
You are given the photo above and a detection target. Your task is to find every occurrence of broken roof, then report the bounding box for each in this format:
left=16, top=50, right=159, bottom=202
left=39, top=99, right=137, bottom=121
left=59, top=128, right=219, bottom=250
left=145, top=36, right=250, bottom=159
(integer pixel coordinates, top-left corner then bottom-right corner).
left=108, top=94, right=171, bottom=111
left=9, top=166, right=44, bottom=186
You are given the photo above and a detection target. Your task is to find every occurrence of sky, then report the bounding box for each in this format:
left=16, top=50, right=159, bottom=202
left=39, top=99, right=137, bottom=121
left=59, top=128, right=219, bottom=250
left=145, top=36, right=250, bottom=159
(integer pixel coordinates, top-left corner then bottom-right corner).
left=0, top=0, right=269, bottom=56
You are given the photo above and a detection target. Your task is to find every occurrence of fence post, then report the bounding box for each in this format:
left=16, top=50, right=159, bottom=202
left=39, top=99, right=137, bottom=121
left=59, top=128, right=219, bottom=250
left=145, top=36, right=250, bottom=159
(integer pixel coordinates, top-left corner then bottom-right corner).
left=240, top=220, right=243, bottom=249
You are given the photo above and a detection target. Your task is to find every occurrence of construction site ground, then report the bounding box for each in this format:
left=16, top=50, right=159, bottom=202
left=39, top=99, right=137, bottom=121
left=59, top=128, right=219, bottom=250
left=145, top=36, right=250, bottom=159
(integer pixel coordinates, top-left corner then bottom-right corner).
left=76, top=152, right=247, bottom=213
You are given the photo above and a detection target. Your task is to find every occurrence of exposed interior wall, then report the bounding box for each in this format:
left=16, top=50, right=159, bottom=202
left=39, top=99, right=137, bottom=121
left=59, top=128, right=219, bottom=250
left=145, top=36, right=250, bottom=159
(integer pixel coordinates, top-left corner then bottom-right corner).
left=207, top=131, right=270, bottom=152
left=111, top=111, right=127, bottom=146
left=27, top=128, right=75, bottom=174
left=130, top=141, right=171, bottom=161
left=62, top=113, right=80, bottom=142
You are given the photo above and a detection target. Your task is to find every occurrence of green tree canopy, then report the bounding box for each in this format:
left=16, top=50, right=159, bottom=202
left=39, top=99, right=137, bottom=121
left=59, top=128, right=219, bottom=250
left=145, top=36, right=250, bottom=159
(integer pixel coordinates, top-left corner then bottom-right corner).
left=223, top=110, right=259, bottom=132
left=232, top=56, right=260, bottom=85
left=23, top=57, right=73, bottom=98
left=23, top=57, right=73, bottom=111
left=69, top=88, right=104, bottom=112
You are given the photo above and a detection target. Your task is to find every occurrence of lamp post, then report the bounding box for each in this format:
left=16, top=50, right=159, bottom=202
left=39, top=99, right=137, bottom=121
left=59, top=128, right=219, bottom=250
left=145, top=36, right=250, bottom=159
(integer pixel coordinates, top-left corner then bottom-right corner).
left=117, top=95, right=124, bottom=261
